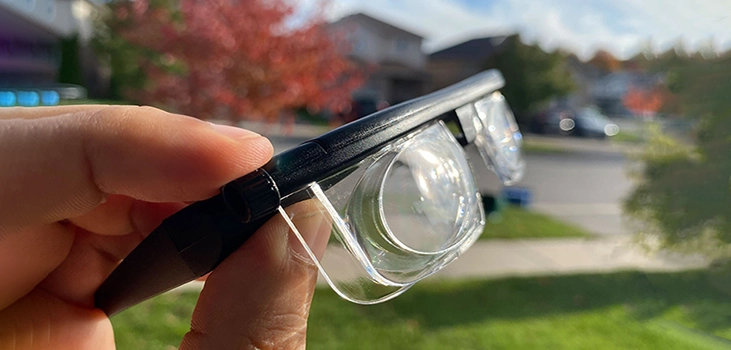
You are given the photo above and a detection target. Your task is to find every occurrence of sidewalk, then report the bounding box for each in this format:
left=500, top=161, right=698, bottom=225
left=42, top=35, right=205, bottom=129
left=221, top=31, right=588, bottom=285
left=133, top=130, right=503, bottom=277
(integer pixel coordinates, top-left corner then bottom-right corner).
left=427, top=237, right=707, bottom=281
left=172, top=237, right=708, bottom=293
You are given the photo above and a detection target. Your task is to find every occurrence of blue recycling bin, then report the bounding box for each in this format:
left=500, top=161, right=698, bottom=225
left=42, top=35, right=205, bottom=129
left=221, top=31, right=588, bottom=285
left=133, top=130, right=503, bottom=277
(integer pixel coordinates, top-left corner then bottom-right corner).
left=41, top=90, right=60, bottom=106
left=17, top=91, right=40, bottom=107
left=0, top=91, right=16, bottom=107
left=501, top=186, right=532, bottom=207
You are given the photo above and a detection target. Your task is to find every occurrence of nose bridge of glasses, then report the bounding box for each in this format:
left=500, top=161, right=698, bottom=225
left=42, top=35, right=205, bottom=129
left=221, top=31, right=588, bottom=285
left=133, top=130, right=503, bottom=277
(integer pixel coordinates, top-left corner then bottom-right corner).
left=453, top=92, right=526, bottom=186
left=455, top=103, right=479, bottom=144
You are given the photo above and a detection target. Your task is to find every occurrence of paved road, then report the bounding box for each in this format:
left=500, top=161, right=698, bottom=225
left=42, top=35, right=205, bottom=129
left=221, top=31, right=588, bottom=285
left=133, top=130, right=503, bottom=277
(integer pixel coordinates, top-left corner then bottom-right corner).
left=474, top=147, right=634, bottom=236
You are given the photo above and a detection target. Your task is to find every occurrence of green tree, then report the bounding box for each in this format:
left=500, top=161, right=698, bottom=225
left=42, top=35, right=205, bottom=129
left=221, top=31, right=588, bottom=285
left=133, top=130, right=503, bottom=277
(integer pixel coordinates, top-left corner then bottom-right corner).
left=625, top=51, right=731, bottom=255
left=483, top=35, right=574, bottom=124
left=91, top=0, right=173, bottom=101
left=57, top=35, right=83, bottom=86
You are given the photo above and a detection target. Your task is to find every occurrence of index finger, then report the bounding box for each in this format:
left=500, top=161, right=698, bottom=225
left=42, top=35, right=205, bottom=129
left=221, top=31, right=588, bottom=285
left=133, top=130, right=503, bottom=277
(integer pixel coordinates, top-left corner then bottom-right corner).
left=0, top=105, right=273, bottom=232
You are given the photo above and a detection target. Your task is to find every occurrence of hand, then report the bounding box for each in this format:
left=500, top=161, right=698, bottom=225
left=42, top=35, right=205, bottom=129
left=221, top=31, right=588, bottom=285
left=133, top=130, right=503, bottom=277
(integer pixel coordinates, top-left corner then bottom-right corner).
left=0, top=106, right=330, bottom=349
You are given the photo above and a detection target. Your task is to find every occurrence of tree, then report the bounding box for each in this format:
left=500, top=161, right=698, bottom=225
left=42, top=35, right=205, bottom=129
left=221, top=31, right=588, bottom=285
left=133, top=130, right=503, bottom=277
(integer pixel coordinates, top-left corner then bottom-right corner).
left=96, top=0, right=362, bottom=121
left=622, top=86, right=665, bottom=117
left=625, top=51, right=731, bottom=256
left=58, top=35, right=84, bottom=86
left=588, top=49, right=621, bottom=72
left=482, top=35, right=574, bottom=124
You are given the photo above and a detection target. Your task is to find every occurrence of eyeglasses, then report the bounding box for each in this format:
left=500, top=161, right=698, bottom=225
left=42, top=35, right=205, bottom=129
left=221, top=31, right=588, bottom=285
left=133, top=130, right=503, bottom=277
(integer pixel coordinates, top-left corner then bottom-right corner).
left=95, top=69, right=525, bottom=314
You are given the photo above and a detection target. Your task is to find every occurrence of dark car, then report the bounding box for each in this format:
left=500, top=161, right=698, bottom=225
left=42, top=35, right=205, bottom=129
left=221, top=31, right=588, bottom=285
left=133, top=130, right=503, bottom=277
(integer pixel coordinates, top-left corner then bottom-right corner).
left=539, top=107, right=619, bottom=139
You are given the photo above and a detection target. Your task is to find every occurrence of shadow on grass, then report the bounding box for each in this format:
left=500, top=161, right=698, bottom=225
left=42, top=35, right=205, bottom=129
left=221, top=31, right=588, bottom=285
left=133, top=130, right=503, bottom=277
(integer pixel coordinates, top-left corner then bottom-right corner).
left=315, top=269, right=731, bottom=335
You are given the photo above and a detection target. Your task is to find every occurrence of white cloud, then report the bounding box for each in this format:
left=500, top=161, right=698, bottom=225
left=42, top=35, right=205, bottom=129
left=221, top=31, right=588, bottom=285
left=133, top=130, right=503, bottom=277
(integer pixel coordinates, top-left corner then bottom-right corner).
left=295, top=0, right=731, bottom=59
left=504, top=0, right=643, bottom=59
left=613, top=0, right=731, bottom=54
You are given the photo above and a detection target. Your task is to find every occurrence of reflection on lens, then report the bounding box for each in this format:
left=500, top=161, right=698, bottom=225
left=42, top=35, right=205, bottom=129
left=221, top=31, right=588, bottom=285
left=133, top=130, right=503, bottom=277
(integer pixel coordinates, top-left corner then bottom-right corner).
left=381, top=129, right=472, bottom=254
left=604, top=124, right=619, bottom=136
left=560, top=118, right=575, bottom=131
left=465, top=92, right=525, bottom=185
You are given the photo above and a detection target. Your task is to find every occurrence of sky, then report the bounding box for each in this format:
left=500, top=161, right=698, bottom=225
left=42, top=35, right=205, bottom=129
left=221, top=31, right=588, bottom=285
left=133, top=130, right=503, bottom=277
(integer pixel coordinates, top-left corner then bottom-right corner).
left=300, top=0, right=731, bottom=60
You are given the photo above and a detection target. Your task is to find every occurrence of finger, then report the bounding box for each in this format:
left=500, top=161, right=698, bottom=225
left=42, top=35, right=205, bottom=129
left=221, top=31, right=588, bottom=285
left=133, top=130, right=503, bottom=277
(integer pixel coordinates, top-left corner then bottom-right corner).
left=67, top=195, right=138, bottom=236
left=0, top=105, right=271, bottom=310
left=0, top=224, right=74, bottom=310
left=66, top=194, right=186, bottom=237
left=0, top=105, right=273, bottom=233
left=0, top=289, right=114, bottom=350
left=286, top=201, right=332, bottom=263
left=180, top=201, right=331, bottom=349
left=0, top=105, right=112, bottom=120
left=39, top=201, right=185, bottom=306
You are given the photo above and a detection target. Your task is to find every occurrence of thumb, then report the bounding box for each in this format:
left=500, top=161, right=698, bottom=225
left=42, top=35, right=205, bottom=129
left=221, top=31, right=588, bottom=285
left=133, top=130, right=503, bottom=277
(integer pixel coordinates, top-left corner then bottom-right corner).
left=180, top=201, right=331, bottom=349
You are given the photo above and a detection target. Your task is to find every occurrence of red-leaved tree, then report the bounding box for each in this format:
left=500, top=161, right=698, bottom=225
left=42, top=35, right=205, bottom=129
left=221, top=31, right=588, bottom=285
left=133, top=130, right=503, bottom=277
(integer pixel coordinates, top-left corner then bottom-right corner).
left=588, top=50, right=622, bottom=72
left=106, top=0, right=362, bottom=121
left=622, top=86, right=665, bottom=117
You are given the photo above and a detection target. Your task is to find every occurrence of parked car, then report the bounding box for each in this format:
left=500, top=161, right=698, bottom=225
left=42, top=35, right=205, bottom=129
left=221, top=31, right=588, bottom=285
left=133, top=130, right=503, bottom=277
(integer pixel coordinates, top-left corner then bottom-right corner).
left=538, top=107, right=619, bottom=139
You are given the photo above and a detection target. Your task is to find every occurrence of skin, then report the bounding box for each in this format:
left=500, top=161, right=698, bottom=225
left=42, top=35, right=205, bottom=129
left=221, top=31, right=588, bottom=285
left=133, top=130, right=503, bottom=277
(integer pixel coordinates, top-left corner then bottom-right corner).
left=0, top=106, right=331, bottom=349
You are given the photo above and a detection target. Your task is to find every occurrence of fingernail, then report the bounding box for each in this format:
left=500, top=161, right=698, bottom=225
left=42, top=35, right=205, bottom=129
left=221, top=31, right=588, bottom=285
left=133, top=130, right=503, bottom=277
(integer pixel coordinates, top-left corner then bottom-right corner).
left=209, top=123, right=262, bottom=140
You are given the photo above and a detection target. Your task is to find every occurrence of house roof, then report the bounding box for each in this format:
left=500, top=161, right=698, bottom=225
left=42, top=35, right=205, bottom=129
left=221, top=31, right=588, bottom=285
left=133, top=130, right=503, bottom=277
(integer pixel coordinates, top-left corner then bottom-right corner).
left=429, top=37, right=507, bottom=61
left=333, top=13, right=424, bottom=40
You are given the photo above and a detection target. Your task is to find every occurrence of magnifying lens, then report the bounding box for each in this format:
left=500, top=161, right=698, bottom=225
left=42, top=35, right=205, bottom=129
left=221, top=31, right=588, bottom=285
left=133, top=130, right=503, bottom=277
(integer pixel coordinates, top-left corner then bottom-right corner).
left=94, top=70, right=525, bottom=315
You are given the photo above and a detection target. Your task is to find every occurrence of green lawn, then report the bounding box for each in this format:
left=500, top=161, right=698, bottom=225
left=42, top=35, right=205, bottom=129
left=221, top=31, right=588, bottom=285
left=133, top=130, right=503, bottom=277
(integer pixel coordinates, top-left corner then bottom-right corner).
left=612, top=130, right=646, bottom=144
left=522, top=140, right=570, bottom=154
left=111, top=270, right=731, bottom=350
left=479, top=206, right=591, bottom=240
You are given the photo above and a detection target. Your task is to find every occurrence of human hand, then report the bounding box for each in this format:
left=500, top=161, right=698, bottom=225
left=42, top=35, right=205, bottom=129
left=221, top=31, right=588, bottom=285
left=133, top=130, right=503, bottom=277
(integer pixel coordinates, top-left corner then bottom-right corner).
left=0, top=106, right=330, bottom=349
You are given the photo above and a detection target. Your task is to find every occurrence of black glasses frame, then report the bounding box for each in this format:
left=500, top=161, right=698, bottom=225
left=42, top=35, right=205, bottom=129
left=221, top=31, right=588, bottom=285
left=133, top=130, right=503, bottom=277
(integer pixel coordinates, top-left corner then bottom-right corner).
left=94, top=69, right=506, bottom=315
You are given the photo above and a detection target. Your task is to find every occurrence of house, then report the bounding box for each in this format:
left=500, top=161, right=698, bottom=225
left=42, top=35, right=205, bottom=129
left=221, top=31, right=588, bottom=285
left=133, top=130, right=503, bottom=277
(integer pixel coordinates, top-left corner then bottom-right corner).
left=329, top=13, right=429, bottom=111
left=427, top=36, right=506, bottom=91
left=0, top=0, right=100, bottom=101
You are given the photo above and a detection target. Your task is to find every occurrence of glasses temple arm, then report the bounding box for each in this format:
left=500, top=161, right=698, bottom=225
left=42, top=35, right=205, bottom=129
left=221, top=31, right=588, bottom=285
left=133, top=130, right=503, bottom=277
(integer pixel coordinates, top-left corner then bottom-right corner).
left=94, top=170, right=280, bottom=315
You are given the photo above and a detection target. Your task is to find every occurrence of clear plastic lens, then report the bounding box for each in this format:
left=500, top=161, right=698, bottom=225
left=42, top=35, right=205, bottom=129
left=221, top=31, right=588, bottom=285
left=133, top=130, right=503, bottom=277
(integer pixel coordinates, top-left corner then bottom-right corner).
left=463, top=92, right=525, bottom=185
left=380, top=128, right=477, bottom=254
left=280, top=122, right=485, bottom=304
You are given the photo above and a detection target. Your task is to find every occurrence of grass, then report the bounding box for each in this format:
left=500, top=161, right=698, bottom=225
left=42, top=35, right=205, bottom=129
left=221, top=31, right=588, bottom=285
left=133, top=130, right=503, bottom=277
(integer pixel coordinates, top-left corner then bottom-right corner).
left=111, top=270, right=731, bottom=349
left=612, top=130, right=646, bottom=144
left=522, top=140, right=569, bottom=154
left=479, top=206, right=591, bottom=240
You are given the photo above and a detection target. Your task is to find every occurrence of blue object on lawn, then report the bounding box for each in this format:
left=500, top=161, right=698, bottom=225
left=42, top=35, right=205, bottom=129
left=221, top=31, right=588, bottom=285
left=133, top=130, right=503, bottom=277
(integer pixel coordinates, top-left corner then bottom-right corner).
left=0, top=91, right=16, bottom=107
left=17, top=91, right=40, bottom=107
left=501, top=186, right=532, bottom=207
left=41, top=90, right=60, bottom=106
